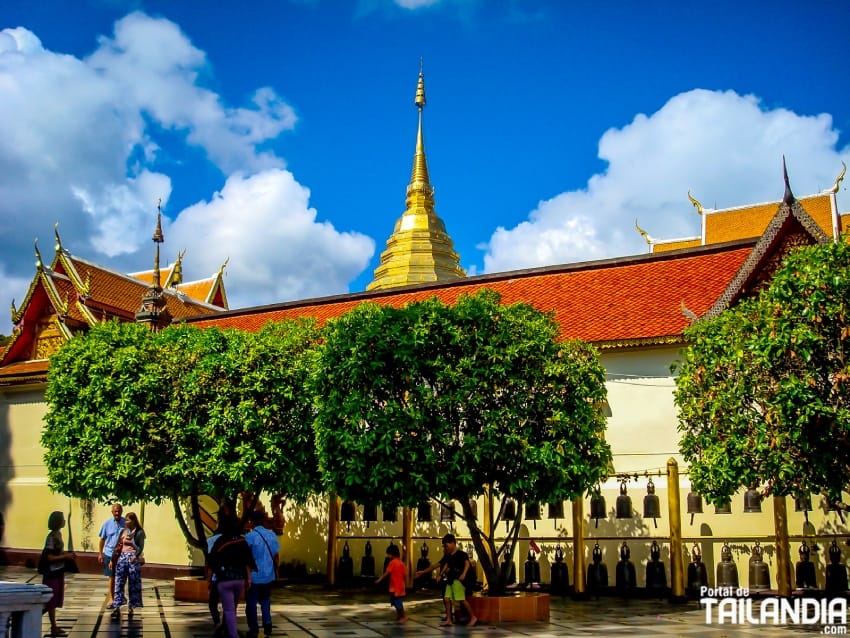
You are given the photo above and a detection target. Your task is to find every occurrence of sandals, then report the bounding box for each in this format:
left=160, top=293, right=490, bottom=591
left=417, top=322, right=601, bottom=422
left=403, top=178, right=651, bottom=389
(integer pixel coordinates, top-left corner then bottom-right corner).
left=50, top=628, right=68, bottom=637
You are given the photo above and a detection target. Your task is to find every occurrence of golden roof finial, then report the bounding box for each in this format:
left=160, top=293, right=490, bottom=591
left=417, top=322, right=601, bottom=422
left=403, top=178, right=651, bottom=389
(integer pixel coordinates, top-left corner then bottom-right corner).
left=410, top=61, right=430, bottom=192
left=54, top=223, right=63, bottom=253
left=10, top=299, right=16, bottom=320
left=782, top=156, right=795, bottom=205
left=367, top=63, right=465, bottom=291
left=634, top=218, right=652, bottom=245
left=830, top=161, right=846, bottom=194
left=153, top=198, right=165, bottom=244
left=687, top=190, right=704, bottom=216
left=217, top=257, right=230, bottom=277
left=34, top=239, right=43, bottom=270
left=171, top=248, right=186, bottom=287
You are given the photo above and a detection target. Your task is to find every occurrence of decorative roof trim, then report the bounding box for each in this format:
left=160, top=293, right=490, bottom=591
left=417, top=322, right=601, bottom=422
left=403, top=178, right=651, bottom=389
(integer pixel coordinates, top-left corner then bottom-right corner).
left=704, top=199, right=829, bottom=318
left=595, top=335, right=684, bottom=350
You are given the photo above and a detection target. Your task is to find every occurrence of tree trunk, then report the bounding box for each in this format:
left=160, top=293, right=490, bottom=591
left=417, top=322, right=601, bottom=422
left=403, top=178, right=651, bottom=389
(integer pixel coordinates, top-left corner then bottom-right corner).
left=460, top=496, right=523, bottom=595
left=171, top=493, right=206, bottom=550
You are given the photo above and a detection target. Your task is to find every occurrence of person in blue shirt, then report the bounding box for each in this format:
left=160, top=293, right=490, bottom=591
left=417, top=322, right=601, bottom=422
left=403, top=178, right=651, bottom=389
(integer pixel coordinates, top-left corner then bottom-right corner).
left=244, top=511, right=280, bottom=638
left=98, top=503, right=125, bottom=609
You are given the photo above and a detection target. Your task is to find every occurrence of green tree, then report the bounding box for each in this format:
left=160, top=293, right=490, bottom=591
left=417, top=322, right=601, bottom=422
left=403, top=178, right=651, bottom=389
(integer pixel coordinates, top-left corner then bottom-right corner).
left=43, top=318, right=321, bottom=549
left=313, top=289, right=611, bottom=593
left=675, top=240, right=850, bottom=505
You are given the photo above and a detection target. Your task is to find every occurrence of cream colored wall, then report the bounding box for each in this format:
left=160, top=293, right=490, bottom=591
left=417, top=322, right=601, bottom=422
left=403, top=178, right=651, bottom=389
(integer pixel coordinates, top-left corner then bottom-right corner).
left=0, top=385, right=199, bottom=566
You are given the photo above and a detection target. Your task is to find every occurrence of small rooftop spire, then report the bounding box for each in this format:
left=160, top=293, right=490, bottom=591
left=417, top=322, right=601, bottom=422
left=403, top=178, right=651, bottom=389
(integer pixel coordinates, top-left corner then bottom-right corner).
left=782, top=156, right=795, bottom=205
left=410, top=61, right=431, bottom=191
left=135, top=199, right=171, bottom=330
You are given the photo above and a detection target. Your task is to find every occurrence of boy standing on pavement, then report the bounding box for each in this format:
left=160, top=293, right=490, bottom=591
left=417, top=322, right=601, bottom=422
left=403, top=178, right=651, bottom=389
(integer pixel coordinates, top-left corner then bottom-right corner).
left=375, top=544, right=408, bottom=624
left=98, top=503, right=125, bottom=608
left=436, top=533, right=477, bottom=627
left=244, top=511, right=279, bottom=637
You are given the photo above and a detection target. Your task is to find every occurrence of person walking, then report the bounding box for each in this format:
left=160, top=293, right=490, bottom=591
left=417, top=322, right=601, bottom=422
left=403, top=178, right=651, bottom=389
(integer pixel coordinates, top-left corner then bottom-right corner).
left=41, top=511, right=76, bottom=637
left=375, top=543, right=408, bottom=624
left=209, top=515, right=256, bottom=638
left=435, top=534, right=477, bottom=627
left=244, top=511, right=279, bottom=637
left=109, top=511, right=145, bottom=618
left=98, top=503, right=125, bottom=608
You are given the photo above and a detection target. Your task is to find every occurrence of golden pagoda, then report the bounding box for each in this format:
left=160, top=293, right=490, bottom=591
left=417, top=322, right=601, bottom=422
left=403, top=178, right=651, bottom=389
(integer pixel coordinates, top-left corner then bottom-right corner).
left=367, top=66, right=466, bottom=291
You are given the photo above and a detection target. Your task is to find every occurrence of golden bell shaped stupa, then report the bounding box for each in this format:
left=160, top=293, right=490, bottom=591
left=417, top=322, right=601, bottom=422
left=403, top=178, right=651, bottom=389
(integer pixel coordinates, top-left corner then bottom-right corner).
left=367, top=65, right=466, bottom=291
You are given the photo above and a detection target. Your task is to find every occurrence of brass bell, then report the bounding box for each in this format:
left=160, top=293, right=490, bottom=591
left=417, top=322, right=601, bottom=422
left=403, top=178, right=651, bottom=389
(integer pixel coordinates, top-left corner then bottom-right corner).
left=743, top=488, right=762, bottom=513
left=615, top=480, right=632, bottom=519
left=502, top=498, right=517, bottom=531
left=715, top=542, right=739, bottom=588
left=382, top=505, right=398, bottom=522
left=643, top=478, right=661, bottom=527
left=714, top=499, right=732, bottom=514
left=525, top=502, right=541, bottom=529
left=687, top=544, right=708, bottom=595
left=440, top=501, right=456, bottom=526
left=550, top=545, right=569, bottom=595
left=795, top=494, right=811, bottom=524
left=645, top=540, right=666, bottom=592
left=795, top=541, right=817, bottom=589
left=548, top=500, right=564, bottom=522
left=340, top=500, right=356, bottom=531
left=748, top=541, right=771, bottom=591
left=589, top=490, right=606, bottom=528
left=686, top=489, right=703, bottom=524
left=826, top=539, right=849, bottom=594
left=417, top=502, right=432, bottom=522
left=362, top=501, right=378, bottom=528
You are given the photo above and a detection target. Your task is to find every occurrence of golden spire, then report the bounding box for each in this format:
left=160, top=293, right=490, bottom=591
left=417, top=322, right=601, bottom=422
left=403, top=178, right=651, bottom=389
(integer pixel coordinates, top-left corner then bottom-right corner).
left=367, top=63, right=465, bottom=291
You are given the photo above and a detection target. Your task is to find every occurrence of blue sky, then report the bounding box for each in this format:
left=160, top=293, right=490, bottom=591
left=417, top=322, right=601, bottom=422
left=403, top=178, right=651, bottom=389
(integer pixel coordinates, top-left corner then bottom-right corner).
left=1, top=0, right=849, bottom=330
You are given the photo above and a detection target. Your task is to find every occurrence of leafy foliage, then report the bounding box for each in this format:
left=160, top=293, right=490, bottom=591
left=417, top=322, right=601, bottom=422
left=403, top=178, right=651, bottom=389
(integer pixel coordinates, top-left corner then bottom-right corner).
left=313, top=289, right=611, bottom=592
left=675, top=240, right=850, bottom=504
left=43, top=319, right=322, bottom=548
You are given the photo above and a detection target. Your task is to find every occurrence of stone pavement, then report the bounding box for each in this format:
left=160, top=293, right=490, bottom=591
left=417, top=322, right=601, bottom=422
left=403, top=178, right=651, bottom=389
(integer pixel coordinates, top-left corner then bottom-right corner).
left=0, top=566, right=840, bottom=637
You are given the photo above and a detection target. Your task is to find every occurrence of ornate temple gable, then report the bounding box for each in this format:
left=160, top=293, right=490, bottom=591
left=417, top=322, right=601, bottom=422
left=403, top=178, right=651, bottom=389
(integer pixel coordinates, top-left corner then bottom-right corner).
left=648, top=164, right=844, bottom=254
left=367, top=66, right=466, bottom=291
left=1, top=229, right=225, bottom=383
left=703, top=187, right=830, bottom=319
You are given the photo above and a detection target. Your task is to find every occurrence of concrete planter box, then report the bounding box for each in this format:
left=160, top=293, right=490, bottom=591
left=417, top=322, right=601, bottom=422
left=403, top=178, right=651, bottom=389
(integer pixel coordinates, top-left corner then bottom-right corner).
left=468, top=592, right=550, bottom=623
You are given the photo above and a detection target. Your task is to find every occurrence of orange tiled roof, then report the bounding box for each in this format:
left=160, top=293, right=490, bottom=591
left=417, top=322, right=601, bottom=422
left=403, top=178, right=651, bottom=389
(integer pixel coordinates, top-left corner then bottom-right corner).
left=67, top=256, right=221, bottom=320
left=653, top=238, right=701, bottom=254
left=176, top=279, right=215, bottom=303
left=0, top=359, right=49, bottom=382
left=705, top=193, right=834, bottom=244
left=187, top=241, right=756, bottom=346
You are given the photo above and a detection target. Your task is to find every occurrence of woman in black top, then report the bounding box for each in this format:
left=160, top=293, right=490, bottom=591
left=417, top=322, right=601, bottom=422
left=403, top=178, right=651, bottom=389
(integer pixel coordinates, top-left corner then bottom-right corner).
left=208, top=516, right=256, bottom=638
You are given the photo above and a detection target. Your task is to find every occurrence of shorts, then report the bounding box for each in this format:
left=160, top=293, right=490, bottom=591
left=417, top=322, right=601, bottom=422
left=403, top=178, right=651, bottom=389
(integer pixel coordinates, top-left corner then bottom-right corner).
left=103, top=556, right=114, bottom=576
left=389, top=595, right=404, bottom=612
left=444, top=580, right=466, bottom=602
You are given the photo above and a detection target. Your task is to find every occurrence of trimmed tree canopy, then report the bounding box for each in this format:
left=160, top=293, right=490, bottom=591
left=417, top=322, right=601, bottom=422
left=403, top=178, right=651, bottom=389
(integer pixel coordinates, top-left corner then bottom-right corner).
left=43, top=318, right=321, bottom=547
left=675, top=240, right=850, bottom=504
left=313, top=289, right=611, bottom=592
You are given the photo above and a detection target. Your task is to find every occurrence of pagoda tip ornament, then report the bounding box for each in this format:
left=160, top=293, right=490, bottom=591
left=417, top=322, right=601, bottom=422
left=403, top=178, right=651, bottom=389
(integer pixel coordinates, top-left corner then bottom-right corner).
left=367, top=63, right=465, bottom=291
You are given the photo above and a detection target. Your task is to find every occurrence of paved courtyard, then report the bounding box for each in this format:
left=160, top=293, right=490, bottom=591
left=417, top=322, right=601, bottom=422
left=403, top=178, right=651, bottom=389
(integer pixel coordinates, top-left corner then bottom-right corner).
left=0, top=566, right=842, bottom=637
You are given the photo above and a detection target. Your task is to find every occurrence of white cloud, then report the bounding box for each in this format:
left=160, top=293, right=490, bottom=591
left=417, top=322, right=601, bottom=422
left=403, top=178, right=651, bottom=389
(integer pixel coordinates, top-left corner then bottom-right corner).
left=0, top=13, right=373, bottom=334
left=168, top=170, right=374, bottom=308
left=481, top=89, right=850, bottom=273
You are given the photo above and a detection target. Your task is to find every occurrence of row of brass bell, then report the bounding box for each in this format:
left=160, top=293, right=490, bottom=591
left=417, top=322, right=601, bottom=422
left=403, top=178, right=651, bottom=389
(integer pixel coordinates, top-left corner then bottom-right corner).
left=589, top=480, right=663, bottom=527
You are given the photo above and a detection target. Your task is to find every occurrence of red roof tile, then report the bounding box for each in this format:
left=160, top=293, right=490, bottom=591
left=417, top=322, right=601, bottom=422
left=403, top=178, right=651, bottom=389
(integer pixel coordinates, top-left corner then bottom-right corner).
left=188, top=242, right=755, bottom=345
